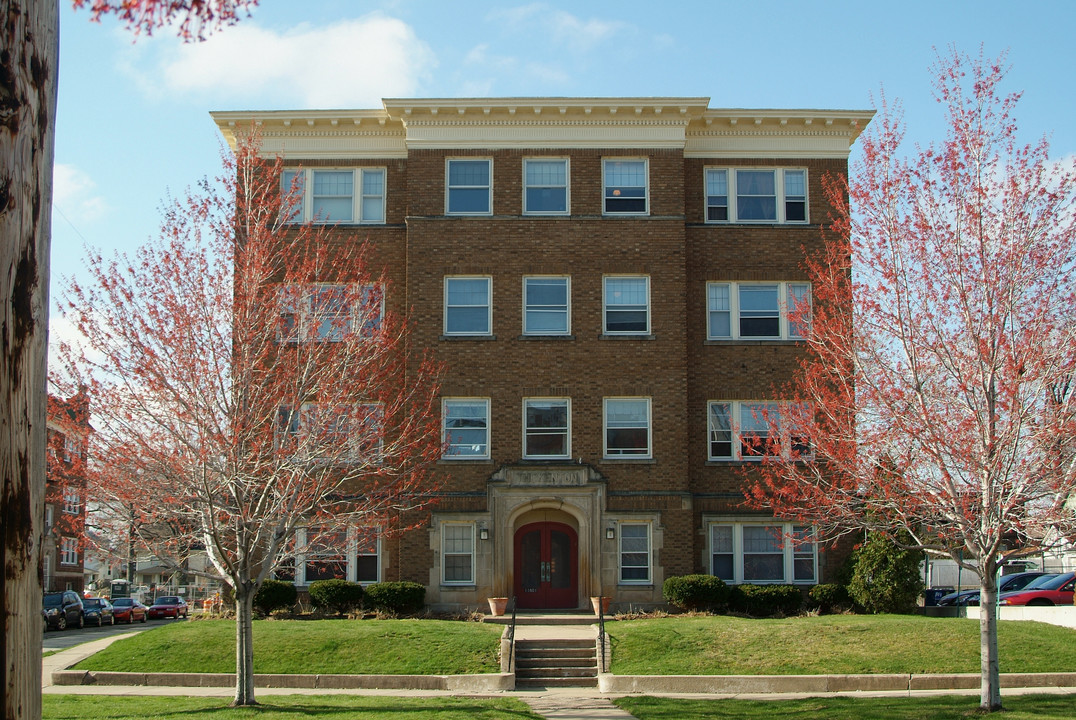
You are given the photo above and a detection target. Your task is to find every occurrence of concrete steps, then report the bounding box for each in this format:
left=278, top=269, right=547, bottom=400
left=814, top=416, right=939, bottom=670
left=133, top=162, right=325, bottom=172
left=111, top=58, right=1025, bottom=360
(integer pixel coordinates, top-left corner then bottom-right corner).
left=514, top=638, right=598, bottom=688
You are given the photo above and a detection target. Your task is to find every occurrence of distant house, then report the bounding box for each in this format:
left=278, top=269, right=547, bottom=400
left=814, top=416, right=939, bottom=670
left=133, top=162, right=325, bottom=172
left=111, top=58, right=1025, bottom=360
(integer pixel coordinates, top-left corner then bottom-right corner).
left=45, top=391, right=90, bottom=593
left=213, top=97, right=872, bottom=612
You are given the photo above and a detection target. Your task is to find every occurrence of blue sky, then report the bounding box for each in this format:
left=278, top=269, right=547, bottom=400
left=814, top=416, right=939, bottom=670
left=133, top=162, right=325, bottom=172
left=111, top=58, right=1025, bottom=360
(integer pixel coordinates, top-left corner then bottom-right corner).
left=51, top=0, right=1076, bottom=345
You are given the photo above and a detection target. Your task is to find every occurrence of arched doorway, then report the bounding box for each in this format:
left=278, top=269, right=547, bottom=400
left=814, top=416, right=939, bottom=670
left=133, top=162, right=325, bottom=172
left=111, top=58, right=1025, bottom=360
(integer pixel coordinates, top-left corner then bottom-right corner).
left=513, top=521, right=578, bottom=609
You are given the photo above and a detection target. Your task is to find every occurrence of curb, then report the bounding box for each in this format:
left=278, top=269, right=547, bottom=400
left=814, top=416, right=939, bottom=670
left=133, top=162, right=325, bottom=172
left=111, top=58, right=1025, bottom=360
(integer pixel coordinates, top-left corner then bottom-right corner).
left=51, top=670, right=515, bottom=692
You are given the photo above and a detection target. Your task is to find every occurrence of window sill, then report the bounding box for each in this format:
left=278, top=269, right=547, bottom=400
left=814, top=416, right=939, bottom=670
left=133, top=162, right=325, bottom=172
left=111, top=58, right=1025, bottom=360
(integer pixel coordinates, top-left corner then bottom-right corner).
left=518, top=334, right=575, bottom=341
left=704, top=339, right=805, bottom=346
left=440, top=334, right=497, bottom=341
left=439, top=584, right=477, bottom=590
left=438, top=458, right=494, bottom=465
left=698, top=221, right=812, bottom=227
left=617, top=583, right=654, bottom=589
left=600, top=334, right=656, bottom=341
left=601, top=457, right=655, bottom=464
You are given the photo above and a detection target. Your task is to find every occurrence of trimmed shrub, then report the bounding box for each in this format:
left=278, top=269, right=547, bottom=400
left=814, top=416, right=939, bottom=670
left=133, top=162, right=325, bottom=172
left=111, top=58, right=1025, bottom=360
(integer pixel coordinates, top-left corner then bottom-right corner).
left=847, top=531, right=925, bottom=614
left=809, top=583, right=852, bottom=614
left=663, top=574, right=730, bottom=612
left=253, top=579, right=297, bottom=616
left=363, top=581, right=426, bottom=615
left=729, top=584, right=803, bottom=616
left=308, top=579, right=364, bottom=615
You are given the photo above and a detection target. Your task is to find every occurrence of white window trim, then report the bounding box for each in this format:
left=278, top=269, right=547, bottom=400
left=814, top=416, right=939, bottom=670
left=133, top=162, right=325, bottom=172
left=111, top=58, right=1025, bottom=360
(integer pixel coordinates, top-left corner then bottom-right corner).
left=442, top=397, right=491, bottom=460
left=276, top=402, right=384, bottom=464
left=441, top=522, right=475, bottom=585
left=60, top=537, right=78, bottom=565
left=352, top=526, right=382, bottom=585
left=443, top=276, right=493, bottom=336
left=277, top=283, right=384, bottom=344
left=522, top=276, right=571, bottom=336
left=522, top=397, right=571, bottom=460
left=523, top=157, right=570, bottom=215
left=282, top=167, right=387, bottom=225
left=603, top=397, right=653, bottom=459
left=704, top=167, right=808, bottom=224
left=603, top=275, right=651, bottom=336
left=706, top=281, right=810, bottom=341
left=618, top=522, right=652, bottom=584
left=707, top=401, right=813, bottom=462
left=445, top=158, right=493, bottom=216
left=707, top=520, right=817, bottom=584
left=603, top=157, right=650, bottom=216
left=62, top=489, right=80, bottom=514
left=45, top=504, right=53, bottom=529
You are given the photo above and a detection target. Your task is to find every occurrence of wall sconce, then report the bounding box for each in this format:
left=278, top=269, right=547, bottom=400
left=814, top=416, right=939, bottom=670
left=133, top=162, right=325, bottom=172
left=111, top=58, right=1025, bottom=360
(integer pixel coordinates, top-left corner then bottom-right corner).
left=606, top=527, right=616, bottom=540
left=479, top=528, right=489, bottom=541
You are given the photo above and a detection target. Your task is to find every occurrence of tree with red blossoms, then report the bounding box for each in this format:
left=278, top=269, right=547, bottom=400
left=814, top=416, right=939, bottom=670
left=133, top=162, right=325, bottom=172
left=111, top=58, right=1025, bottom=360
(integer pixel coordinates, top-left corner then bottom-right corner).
left=2, top=3, right=256, bottom=717
left=53, top=130, right=444, bottom=706
left=746, top=48, right=1076, bottom=712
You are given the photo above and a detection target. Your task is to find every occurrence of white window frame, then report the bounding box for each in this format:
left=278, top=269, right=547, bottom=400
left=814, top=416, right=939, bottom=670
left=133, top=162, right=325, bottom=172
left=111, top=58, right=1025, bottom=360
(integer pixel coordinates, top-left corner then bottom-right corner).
left=445, top=158, right=493, bottom=216
left=444, top=276, right=492, bottom=336
left=60, top=537, right=78, bottom=565
left=603, top=275, right=650, bottom=335
left=707, top=521, right=817, bottom=584
left=441, top=523, right=475, bottom=585
left=523, top=276, right=571, bottom=336
left=276, top=402, right=384, bottom=463
left=45, top=504, right=53, bottom=529
left=62, top=489, right=80, bottom=514
left=603, top=397, right=652, bottom=459
left=277, top=283, right=384, bottom=343
left=43, top=554, right=51, bottom=589
left=523, top=157, right=570, bottom=215
left=295, top=526, right=348, bottom=585
left=353, top=526, right=381, bottom=585
left=523, top=398, right=571, bottom=459
left=706, top=282, right=810, bottom=340
left=63, top=434, right=82, bottom=461
left=442, top=398, right=491, bottom=460
left=704, top=167, right=808, bottom=224
left=618, top=522, right=651, bottom=584
left=603, top=157, right=649, bottom=215
left=707, top=401, right=813, bottom=461
left=282, top=167, right=387, bottom=224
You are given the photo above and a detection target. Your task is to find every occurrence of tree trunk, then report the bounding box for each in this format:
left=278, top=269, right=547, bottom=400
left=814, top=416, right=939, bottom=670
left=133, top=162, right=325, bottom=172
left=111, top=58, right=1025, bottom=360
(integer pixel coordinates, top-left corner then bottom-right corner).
left=1, top=2, right=58, bottom=720
left=979, top=577, right=1002, bottom=711
left=233, top=584, right=257, bottom=706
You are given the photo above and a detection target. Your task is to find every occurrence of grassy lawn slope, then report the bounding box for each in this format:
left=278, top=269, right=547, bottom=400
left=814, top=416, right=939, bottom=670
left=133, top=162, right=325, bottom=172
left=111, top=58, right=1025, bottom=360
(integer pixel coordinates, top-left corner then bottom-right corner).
left=73, top=619, right=503, bottom=675
left=607, top=615, right=1076, bottom=675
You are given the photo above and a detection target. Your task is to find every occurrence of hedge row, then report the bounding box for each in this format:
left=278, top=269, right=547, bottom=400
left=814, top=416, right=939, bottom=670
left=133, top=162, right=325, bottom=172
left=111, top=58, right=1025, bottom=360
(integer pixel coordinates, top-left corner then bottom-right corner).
left=662, top=576, right=855, bottom=617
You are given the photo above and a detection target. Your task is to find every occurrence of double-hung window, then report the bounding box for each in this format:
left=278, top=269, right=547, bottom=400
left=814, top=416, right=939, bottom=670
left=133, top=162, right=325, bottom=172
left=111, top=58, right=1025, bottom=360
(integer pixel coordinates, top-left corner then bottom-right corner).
left=442, top=398, right=490, bottom=459
left=704, top=168, right=808, bottom=223
left=442, top=523, right=475, bottom=585
left=523, top=276, right=570, bottom=335
left=444, top=277, right=492, bottom=336
left=63, top=489, right=80, bottom=514
left=707, top=282, right=810, bottom=340
left=278, top=283, right=384, bottom=343
left=524, top=398, right=570, bottom=459
left=282, top=168, right=386, bottom=224
left=604, top=158, right=648, bottom=214
left=276, top=403, right=383, bottom=463
left=524, top=158, right=569, bottom=214
left=619, top=523, right=651, bottom=583
left=60, top=537, right=78, bottom=565
left=354, top=526, right=380, bottom=584
left=604, top=276, right=650, bottom=335
left=708, top=521, right=816, bottom=584
left=604, top=397, right=651, bottom=458
left=446, top=159, right=492, bottom=215
left=708, top=401, right=813, bottom=461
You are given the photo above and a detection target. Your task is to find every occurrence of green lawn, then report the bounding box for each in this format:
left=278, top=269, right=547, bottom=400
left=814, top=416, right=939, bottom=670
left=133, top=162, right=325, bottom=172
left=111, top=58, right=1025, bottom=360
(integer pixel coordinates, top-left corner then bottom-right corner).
left=614, top=694, right=1076, bottom=720
left=72, top=619, right=503, bottom=675
left=43, top=694, right=543, bottom=720
left=606, top=615, right=1076, bottom=675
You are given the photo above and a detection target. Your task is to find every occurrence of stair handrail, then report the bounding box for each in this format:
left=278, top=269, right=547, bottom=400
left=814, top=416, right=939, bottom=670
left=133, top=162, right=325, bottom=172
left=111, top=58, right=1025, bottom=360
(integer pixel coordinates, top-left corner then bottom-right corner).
left=596, top=595, right=607, bottom=673
left=507, top=595, right=518, bottom=674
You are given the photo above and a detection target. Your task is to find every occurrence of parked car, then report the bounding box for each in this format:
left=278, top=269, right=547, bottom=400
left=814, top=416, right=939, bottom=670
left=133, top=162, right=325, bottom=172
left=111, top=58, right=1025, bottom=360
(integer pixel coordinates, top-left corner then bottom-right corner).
left=937, top=572, right=1054, bottom=606
left=42, top=591, right=84, bottom=631
left=81, top=597, right=115, bottom=626
left=110, top=597, right=148, bottom=624
left=147, top=595, right=189, bottom=619
left=999, top=572, right=1076, bottom=606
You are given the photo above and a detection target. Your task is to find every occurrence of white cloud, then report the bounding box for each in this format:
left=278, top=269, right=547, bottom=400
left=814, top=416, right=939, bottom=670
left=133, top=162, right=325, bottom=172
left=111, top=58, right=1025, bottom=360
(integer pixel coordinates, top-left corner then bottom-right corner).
left=127, top=14, right=436, bottom=108
left=52, top=164, right=107, bottom=226
left=488, top=3, right=627, bottom=51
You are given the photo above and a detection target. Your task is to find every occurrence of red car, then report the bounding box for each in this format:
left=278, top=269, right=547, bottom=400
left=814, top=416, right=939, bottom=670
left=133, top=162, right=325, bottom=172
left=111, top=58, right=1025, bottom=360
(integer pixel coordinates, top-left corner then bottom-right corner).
left=110, top=597, right=148, bottom=623
left=999, top=572, right=1075, bottom=606
left=147, top=595, right=189, bottom=619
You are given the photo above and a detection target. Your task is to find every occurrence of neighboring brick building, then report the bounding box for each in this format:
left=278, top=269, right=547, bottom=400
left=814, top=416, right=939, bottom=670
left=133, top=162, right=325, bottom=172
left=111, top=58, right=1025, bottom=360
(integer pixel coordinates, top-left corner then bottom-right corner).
left=44, top=391, right=90, bottom=593
left=213, top=98, right=872, bottom=612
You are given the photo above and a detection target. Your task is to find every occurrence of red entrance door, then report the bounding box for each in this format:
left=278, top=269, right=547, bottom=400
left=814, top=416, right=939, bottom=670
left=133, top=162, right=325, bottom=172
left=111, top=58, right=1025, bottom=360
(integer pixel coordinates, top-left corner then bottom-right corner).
left=513, top=522, right=578, bottom=609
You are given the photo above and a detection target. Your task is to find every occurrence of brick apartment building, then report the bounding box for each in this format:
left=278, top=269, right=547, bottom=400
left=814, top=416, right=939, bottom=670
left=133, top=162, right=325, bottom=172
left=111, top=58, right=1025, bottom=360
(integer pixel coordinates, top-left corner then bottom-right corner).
left=213, top=97, right=872, bottom=612
left=44, top=391, right=90, bottom=593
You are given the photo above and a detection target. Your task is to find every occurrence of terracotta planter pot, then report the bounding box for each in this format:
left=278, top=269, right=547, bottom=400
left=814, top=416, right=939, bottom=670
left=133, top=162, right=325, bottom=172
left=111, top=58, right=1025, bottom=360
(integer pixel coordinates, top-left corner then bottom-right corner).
left=591, top=596, right=611, bottom=615
left=487, top=597, right=508, bottom=616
